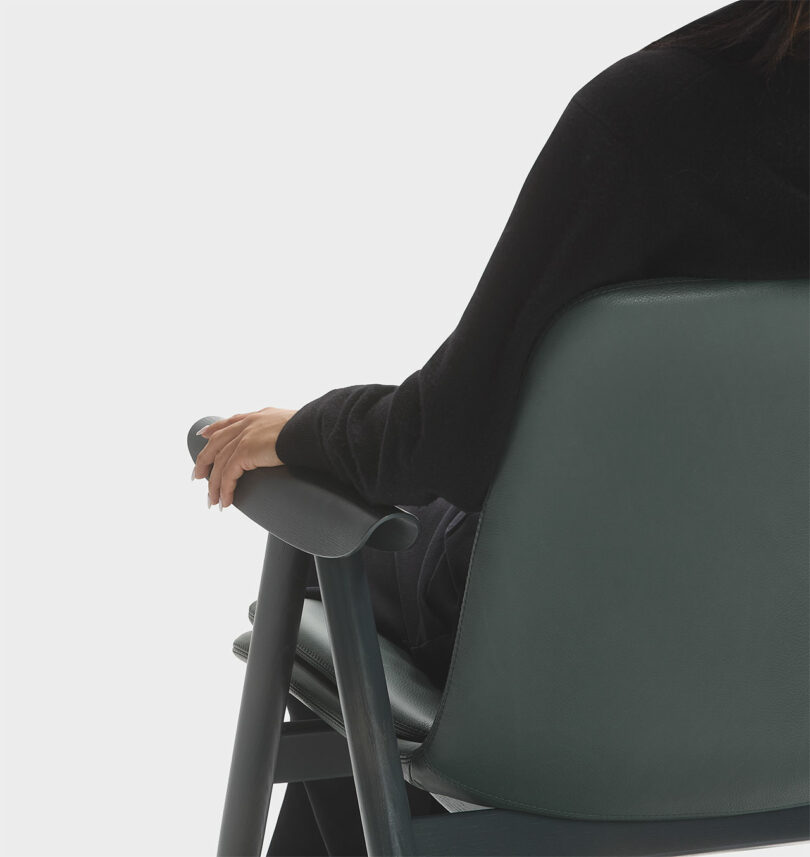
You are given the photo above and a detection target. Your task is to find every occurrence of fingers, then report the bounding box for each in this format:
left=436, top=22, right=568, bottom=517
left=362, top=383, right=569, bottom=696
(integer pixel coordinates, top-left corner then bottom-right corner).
left=209, top=437, right=258, bottom=509
left=192, top=409, right=271, bottom=509
left=205, top=435, right=239, bottom=508
left=193, top=418, right=247, bottom=480
left=217, top=445, right=258, bottom=509
left=197, top=413, right=248, bottom=439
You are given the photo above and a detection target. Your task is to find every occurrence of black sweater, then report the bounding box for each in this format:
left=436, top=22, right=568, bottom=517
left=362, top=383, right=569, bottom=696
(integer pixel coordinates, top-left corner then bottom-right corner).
left=276, top=40, right=809, bottom=609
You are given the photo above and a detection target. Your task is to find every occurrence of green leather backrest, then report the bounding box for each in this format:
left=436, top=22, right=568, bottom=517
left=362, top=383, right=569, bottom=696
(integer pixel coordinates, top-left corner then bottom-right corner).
left=418, top=277, right=809, bottom=821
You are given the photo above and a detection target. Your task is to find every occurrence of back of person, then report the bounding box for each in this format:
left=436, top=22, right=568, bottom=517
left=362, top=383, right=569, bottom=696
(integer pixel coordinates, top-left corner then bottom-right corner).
left=268, top=5, right=810, bottom=854
left=418, top=0, right=809, bottom=679
left=281, top=0, right=810, bottom=690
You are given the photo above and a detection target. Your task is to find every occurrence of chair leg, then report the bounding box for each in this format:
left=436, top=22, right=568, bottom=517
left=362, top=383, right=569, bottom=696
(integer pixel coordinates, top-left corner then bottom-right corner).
left=217, top=533, right=310, bottom=857
left=315, top=552, right=417, bottom=856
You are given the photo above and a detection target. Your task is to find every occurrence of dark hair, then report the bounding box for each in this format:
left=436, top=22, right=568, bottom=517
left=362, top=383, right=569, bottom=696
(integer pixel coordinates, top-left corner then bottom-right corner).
left=642, top=0, right=809, bottom=78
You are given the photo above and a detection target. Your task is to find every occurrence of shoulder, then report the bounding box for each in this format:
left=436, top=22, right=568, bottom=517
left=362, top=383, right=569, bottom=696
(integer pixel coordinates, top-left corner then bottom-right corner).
left=567, top=47, right=719, bottom=146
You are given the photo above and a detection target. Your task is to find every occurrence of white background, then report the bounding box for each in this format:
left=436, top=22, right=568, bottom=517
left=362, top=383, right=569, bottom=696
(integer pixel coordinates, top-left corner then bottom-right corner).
left=2, top=1, right=807, bottom=855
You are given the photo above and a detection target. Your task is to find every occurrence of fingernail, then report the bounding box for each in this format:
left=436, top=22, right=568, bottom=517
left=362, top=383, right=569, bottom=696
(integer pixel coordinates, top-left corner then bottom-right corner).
left=207, top=496, right=212, bottom=509
left=218, top=500, right=223, bottom=511
left=191, top=465, right=196, bottom=481
left=196, top=427, right=207, bottom=436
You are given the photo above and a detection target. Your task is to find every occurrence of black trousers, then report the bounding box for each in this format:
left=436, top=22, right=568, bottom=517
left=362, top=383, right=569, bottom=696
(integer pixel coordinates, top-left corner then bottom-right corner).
left=265, top=496, right=475, bottom=856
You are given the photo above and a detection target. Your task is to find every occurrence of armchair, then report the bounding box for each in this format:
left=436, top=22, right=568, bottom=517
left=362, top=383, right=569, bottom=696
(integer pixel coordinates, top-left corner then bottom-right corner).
left=189, top=276, right=810, bottom=856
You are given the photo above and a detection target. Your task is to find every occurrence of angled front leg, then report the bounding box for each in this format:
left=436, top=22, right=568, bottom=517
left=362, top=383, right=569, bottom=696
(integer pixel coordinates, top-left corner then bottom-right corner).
left=217, top=533, right=310, bottom=857
left=315, top=552, right=417, bottom=856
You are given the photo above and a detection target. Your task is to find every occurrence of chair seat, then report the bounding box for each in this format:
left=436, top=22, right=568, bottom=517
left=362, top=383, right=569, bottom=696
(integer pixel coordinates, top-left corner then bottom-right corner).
left=234, top=598, right=441, bottom=749
left=234, top=598, right=493, bottom=813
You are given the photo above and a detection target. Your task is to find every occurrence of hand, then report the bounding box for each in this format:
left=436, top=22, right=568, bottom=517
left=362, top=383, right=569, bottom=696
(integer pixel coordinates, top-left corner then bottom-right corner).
left=192, top=406, right=298, bottom=509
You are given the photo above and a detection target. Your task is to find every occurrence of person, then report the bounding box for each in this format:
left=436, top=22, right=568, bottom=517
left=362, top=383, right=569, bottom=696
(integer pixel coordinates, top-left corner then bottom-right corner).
left=192, top=1, right=809, bottom=853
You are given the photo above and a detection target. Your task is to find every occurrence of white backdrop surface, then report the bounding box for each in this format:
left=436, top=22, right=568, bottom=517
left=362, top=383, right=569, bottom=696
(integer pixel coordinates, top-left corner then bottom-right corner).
left=2, top=1, right=806, bottom=855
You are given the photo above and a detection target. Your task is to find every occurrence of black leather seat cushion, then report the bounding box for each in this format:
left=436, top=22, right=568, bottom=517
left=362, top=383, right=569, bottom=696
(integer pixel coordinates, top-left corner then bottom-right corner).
left=234, top=598, right=441, bottom=748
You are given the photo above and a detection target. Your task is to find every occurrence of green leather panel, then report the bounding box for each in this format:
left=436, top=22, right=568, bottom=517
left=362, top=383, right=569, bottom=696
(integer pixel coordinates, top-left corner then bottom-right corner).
left=235, top=597, right=442, bottom=746
left=404, top=278, right=810, bottom=821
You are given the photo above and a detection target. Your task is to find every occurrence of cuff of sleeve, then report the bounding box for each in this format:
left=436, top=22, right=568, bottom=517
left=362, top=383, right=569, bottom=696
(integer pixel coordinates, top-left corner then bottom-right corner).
left=276, top=399, right=333, bottom=474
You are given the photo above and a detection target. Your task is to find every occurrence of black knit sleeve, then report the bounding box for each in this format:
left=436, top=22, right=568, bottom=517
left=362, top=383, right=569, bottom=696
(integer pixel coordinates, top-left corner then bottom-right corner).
left=276, top=94, right=669, bottom=513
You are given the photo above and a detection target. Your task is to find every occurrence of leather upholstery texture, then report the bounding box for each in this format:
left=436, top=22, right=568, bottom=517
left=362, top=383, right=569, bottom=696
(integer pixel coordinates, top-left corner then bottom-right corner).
left=236, top=598, right=441, bottom=747
left=401, top=277, right=810, bottom=820
left=236, top=600, right=492, bottom=812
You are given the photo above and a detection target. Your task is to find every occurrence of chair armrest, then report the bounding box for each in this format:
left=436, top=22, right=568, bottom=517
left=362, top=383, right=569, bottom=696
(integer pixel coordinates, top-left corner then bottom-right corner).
left=188, top=416, right=420, bottom=557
